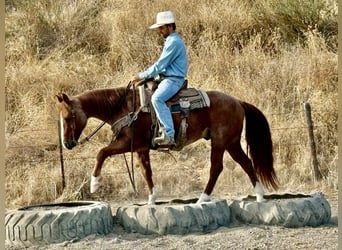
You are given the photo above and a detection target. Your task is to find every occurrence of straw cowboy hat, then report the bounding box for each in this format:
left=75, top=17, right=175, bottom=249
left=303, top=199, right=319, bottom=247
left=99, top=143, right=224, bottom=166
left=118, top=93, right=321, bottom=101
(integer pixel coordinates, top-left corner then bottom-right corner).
left=149, top=11, right=175, bottom=29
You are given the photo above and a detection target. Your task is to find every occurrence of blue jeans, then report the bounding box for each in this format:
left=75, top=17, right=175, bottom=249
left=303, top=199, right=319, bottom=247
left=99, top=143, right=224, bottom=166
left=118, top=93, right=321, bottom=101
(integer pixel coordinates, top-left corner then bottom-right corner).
left=151, top=77, right=184, bottom=138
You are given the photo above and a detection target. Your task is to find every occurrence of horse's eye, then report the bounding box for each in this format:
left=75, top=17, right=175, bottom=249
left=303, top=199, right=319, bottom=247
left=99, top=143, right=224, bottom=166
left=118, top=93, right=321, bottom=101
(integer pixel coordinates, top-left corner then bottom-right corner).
left=64, top=117, right=72, bottom=123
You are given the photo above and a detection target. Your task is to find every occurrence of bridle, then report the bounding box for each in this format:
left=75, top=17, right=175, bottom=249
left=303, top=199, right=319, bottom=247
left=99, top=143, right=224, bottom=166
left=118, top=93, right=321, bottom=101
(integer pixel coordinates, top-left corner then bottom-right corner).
left=70, top=110, right=77, bottom=143
left=61, top=82, right=134, bottom=147
left=59, top=109, right=77, bottom=150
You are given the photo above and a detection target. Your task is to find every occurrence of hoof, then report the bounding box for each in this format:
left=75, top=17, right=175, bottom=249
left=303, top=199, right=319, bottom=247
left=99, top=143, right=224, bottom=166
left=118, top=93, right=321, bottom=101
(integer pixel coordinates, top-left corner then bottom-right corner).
left=148, top=196, right=156, bottom=205
left=197, top=193, right=211, bottom=203
left=90, top=175, right=102, bottom=193
left=255, top=182, right=265, bottom=202
left=256, top=195, right=266, bottom=203
left=148, top=187, right=157, bottom=205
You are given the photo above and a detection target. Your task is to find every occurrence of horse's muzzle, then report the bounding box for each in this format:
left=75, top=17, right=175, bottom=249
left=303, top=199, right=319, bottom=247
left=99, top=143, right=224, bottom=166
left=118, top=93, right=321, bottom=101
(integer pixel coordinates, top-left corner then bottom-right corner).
left=64, top=140, right=77, bottom=150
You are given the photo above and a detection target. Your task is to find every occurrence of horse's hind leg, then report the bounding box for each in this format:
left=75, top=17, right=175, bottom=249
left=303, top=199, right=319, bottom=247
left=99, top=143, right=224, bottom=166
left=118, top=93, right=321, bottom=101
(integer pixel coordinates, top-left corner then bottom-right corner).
left=227, top=141, right=266, bottom=202
left=137, top=151, right=156, bottom=205
left=198, top=145, right=225, bottom=203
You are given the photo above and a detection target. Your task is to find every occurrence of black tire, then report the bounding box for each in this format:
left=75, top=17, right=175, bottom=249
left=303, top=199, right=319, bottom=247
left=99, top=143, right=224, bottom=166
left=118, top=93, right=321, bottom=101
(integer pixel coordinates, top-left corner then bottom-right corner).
left=229, top=193, right=331, bottom=227
left=5, top=201, right=114, bottom=247
left=116, top=198, right=231, bottom=235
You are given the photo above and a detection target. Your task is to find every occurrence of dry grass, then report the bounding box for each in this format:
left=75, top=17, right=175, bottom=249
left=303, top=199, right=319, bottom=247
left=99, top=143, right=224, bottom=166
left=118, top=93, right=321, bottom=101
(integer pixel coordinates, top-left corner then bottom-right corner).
left=5, top=0, right=337, bottom=209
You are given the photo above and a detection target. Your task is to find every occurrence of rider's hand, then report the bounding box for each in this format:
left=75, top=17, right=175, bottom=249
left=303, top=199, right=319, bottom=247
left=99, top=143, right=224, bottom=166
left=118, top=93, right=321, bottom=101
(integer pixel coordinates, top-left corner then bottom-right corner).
left=130, top=75, right=141, bottom=85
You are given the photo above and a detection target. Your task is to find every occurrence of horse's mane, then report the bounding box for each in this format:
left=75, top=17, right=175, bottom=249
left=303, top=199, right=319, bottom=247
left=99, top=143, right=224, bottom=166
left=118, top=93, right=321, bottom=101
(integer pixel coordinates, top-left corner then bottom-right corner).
left=76, top=87, right=128, bottom=116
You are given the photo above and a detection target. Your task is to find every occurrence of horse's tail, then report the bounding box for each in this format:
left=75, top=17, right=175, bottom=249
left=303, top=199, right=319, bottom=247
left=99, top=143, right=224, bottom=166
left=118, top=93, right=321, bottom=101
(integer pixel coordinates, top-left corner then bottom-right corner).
left=241, top=101, right=278, bottom=191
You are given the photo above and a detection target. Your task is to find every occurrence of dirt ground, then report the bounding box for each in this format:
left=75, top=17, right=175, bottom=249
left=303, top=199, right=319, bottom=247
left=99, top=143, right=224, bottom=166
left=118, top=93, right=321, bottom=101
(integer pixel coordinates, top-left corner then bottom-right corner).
left=6, top=195, right=338, bottom=250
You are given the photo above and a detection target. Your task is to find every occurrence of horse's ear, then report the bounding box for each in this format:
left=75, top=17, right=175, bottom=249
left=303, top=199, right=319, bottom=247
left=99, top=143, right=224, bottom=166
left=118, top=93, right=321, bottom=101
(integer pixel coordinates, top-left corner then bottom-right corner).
left=62, top=93, right=71, bottom=104
left=56, top=94, right=63, bottom=103
left=56, top=93, right=71, bottom=104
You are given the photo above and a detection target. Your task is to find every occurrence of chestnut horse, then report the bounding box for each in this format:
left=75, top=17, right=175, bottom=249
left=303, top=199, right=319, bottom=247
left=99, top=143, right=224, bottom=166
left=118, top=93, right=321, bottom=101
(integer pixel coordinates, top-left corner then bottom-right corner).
left=56, top=84, right=278, bottom=204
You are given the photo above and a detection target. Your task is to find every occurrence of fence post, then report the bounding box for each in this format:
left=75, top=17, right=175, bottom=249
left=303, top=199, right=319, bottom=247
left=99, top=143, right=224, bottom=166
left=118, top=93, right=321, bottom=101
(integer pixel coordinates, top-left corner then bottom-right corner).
left=57, top=120, right=66, bottom=189
left=303, top=102, right=322, bottom=182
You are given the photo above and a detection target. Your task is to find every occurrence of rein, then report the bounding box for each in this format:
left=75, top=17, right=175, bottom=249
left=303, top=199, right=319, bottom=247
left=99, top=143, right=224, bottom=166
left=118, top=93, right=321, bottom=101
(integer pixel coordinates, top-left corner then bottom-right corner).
left=78, top=121, right=106, bottom=144
left=125, top=83, right=138, bottom=195
left=78, top=82, right=132, bottom=145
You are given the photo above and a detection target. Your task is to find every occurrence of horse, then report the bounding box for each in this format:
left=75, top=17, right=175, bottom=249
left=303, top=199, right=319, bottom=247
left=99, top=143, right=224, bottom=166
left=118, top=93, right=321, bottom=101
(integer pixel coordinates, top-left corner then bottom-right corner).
left=56, top=83, right=278, bottom=204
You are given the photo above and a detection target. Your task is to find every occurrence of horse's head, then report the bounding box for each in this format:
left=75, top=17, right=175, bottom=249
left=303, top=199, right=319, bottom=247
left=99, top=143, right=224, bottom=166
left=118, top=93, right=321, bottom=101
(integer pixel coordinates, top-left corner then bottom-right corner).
left=56, top=93, right=87, bottom=150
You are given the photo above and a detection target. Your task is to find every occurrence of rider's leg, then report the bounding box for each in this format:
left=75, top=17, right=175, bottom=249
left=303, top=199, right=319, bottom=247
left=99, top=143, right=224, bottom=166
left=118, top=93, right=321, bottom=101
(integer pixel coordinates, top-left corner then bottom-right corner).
left=151, top=77, right=184, bottom=143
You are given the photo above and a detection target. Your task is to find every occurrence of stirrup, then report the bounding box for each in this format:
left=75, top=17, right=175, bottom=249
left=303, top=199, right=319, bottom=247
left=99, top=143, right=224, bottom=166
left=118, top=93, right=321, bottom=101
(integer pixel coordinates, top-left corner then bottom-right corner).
left=153, top=133, right=175, bottom=145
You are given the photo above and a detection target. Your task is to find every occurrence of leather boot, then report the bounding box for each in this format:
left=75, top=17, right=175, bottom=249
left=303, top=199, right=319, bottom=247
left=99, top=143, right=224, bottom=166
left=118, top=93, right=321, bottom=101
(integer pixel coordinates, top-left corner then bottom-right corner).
left=153, top=132, right=175, bottom=145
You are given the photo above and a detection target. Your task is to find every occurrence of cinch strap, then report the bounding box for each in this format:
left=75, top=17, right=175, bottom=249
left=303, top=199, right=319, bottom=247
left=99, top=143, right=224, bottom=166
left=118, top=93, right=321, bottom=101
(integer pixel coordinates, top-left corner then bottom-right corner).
left=111, top=110, right=141, bottom=141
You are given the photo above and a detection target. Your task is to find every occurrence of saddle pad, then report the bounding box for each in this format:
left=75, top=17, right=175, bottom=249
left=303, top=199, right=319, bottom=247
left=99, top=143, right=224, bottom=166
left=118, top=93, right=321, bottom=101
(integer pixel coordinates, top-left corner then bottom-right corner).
left=169, top=89, right=210, bottom=112
left=141, top=88, right=210, bottom=113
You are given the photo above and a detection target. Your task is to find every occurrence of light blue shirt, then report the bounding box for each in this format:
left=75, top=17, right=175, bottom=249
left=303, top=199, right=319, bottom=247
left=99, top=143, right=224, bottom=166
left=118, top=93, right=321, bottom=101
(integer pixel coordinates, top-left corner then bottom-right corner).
left=139, top=32, right=188, bottom=79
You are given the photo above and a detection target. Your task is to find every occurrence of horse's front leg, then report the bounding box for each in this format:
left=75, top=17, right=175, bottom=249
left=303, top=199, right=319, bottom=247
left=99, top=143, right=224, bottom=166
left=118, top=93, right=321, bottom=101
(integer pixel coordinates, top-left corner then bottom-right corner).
left=137, top=150, right=156, bottom=205
left=90, top=146, right=109, bottom=193
left=90, top=143, right=127, bottom=193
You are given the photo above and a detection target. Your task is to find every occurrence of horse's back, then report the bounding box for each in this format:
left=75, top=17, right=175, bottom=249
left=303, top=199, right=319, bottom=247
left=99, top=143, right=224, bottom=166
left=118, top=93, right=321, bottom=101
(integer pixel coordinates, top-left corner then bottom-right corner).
left=183, top=90, right=244, bottom=142
left=206, top=90, right=244, bottom=119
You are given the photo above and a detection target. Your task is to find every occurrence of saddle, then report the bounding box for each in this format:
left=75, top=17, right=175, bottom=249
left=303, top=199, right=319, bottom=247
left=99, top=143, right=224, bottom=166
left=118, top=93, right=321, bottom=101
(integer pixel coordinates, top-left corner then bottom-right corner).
left=138, top=78, right=210, bottom=150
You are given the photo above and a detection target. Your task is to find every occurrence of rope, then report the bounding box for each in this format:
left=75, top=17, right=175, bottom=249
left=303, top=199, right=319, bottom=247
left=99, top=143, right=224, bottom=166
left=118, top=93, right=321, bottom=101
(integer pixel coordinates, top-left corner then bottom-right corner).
left=130, top=83, right=137, bottom=195
left=121, top=81, right=138, bottom=195
left=123, top=153, right=137, bottom=194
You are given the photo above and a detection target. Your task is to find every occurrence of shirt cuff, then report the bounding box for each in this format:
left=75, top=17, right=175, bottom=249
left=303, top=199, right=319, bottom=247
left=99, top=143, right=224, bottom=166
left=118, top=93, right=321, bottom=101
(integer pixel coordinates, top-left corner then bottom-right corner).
left=139, top=72, right=148, bottom=79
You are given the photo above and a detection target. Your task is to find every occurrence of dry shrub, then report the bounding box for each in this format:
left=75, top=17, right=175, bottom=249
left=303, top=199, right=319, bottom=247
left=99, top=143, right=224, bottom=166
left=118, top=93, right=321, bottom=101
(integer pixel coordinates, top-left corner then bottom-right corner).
left=252, top=0, right=338, bottom=49
left=5, top=0, right=337, bottom=208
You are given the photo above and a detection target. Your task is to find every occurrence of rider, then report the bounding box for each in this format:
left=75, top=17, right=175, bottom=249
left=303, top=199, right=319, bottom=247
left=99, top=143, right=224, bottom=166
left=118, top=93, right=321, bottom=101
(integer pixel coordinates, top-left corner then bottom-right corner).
left=130, top=11, right=188, bottom=145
